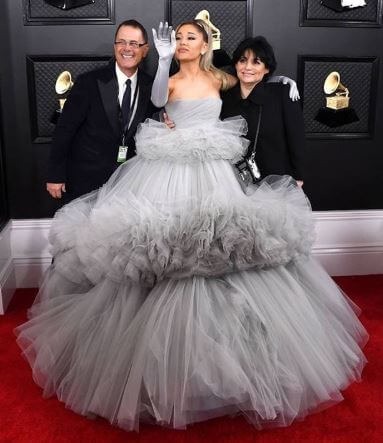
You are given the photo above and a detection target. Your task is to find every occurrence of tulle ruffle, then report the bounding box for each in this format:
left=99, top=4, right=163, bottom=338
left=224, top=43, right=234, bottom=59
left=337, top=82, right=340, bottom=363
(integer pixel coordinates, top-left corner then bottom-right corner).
left=49, top=176, right=315, bottom=287
left=135, top=116, right=249, bottom=164
left=15, top=259, right=367, bottom=431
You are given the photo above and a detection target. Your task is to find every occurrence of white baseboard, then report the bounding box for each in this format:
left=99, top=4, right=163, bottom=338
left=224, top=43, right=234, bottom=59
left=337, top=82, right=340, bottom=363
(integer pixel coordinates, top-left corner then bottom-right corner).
left=12, top=257, right=52, bottom=289
left=2, top=211, right=382, bottom=310
left=312, top=210, right=383, bottom=276
left=0, top=222, right=16, bottom=314
left=10, top=219, right=52, bottom=289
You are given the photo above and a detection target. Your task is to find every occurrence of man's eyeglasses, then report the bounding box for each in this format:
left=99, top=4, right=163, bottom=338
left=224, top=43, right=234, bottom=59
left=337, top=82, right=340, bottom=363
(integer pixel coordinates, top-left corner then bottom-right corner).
left=114, top=39, right=147, bottom=49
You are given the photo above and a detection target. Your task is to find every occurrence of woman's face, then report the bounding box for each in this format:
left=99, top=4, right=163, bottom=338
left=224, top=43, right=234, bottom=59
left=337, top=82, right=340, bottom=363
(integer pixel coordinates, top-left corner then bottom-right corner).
left=235, top=49, right=269, bottom=88
left=175, top=24, right=208, bottom=61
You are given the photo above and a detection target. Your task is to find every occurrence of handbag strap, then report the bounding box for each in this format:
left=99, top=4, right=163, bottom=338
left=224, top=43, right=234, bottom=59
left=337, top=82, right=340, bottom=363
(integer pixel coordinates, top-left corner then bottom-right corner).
left=248, top=105, right=262, bottom=160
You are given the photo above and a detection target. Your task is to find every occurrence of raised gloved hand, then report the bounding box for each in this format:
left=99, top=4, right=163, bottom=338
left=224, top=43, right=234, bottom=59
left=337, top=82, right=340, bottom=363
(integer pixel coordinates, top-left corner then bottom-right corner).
left=151, top=22, right=176, bottom=107
left=152, top=21, right=176, bottom=61
left=268, top=75, right=300, bottom=101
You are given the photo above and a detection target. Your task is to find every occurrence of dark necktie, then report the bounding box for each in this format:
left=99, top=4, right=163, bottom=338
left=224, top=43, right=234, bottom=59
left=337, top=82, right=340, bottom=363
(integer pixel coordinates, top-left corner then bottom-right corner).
left=121, top=78, right=131, bottom=127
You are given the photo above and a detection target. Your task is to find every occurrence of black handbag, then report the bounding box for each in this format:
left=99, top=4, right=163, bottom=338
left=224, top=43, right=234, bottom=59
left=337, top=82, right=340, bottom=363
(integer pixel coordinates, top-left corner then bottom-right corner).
left=235, top=105, right=262, bottom=191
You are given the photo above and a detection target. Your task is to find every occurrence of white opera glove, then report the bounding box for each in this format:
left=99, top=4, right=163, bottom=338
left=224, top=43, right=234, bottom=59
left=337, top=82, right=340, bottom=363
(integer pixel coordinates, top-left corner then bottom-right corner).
left=268, top=75, right=300, bottom=101
left=151, top=21, right=176, bottom=107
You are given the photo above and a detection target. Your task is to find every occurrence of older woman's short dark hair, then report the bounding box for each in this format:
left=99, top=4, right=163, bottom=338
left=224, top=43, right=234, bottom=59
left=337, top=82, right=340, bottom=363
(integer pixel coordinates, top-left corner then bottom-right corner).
left=232, top=36, right=277, bottom=81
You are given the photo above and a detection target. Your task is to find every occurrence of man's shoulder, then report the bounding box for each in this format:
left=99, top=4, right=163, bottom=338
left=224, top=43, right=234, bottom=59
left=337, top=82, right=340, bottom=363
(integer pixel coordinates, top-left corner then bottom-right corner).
left=138, top=68, right=154, bottom=85
left=76, top=62, right=114, bottom=83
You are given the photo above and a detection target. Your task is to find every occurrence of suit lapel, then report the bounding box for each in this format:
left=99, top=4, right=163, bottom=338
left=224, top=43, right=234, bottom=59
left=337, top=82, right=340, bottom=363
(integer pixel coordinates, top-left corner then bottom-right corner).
left=97, top=63, right=121, bottom=138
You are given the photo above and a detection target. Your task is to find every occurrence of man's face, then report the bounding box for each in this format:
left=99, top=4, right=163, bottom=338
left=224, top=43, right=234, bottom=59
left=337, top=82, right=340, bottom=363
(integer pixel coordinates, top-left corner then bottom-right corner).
left=114, top=25, right=148, bottom=76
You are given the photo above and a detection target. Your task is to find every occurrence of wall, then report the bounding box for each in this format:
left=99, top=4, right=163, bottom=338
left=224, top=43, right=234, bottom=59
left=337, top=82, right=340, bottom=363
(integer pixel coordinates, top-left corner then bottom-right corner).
left=7, top=211, right=383, bottom=292
left=0, top=106, right=8, bottom=230
left=0, top=0, right=382, bottom=217
left=0, top=1, right=10, bottom=229
left=0, top=221, right=15, bottom=313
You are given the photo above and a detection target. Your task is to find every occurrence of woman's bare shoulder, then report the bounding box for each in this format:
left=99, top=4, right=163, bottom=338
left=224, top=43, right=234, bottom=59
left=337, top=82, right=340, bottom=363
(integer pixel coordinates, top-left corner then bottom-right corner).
left=168, top=76, right=178, bottom=94
left=210, top=70, right=237, bottom=91
left=225, top=72, right=238, bottom=89
left=206, top=70, right=222, bottom=88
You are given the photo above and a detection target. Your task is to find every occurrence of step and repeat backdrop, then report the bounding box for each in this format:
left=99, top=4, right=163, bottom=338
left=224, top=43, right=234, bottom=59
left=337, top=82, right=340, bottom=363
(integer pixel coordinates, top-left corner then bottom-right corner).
left=0, top=0, right=382, bottom=218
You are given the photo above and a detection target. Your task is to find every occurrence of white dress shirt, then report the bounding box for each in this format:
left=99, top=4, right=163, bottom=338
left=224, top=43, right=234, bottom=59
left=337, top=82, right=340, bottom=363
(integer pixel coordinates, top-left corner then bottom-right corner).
left=115, top=63, right=139, bottom=128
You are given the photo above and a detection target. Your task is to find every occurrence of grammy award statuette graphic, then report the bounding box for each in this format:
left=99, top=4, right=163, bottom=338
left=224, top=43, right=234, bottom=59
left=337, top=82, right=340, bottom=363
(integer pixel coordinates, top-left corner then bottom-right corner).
left=315, top=71, right=359, bottom=128
left=194, top=10, right=232, bottom=68
left=321, top=0, right=367, bottom=13
left=44, top=0, right=95, bottom=10
left=51, top=70, right=74, bottom=124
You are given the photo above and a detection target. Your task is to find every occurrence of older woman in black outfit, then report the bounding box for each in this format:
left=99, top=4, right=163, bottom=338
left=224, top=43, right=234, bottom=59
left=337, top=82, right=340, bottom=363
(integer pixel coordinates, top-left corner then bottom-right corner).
left=220, top=36, right=305, bottom=187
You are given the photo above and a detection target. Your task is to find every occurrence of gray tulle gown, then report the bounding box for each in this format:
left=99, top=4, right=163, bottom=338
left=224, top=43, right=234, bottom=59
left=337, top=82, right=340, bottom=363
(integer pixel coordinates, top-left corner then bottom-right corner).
left=15, top=98, right=367, bottom=431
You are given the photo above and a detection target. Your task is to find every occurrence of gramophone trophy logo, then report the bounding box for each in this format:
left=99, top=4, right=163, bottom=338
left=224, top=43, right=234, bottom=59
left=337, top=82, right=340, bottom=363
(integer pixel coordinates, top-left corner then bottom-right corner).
left=194, top=10, right=232, bottom=68
left=321, top=0, right=367, bottom=13
left=51, top=71, right=74, bottom=124
left=44, top=0, right=94, bottom=10
left=315, top=71, right=359, bottom=128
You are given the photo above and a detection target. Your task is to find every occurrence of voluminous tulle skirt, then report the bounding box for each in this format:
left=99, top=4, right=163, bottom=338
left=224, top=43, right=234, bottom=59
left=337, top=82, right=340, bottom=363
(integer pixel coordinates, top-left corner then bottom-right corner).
left=15, top=115, right=367, bottom=430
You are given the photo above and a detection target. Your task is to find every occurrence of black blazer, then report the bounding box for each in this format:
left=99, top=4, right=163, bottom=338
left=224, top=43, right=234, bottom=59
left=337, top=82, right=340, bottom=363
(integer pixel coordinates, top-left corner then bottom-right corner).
left=47, top=61, right=157, bottom=201
left=221, top=82, right=306, bottom=181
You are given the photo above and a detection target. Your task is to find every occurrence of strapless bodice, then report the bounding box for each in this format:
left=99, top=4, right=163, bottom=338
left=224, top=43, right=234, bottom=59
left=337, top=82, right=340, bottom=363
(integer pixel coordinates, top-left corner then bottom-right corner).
left=135, top=97, right=248, bottom=164
left=165, top=97, right=222, bottom=128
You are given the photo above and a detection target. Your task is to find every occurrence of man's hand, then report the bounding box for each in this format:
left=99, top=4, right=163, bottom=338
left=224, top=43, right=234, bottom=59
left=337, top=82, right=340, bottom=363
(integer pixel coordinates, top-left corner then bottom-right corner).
left=268, top=75, right=300, bottom=101
left=47, top=183, right=66, bottom=199
left=152, top=22, right=176, bottom=61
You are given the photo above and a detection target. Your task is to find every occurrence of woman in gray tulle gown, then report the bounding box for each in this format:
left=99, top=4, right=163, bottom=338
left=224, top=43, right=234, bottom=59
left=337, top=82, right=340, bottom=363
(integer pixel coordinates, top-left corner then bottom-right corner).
left=15, top=20, right=367, bottom=431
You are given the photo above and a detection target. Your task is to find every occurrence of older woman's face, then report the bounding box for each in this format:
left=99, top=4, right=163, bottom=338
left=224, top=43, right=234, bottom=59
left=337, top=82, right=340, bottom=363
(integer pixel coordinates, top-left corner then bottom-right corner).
left=235, top=49, right=269, bottom=88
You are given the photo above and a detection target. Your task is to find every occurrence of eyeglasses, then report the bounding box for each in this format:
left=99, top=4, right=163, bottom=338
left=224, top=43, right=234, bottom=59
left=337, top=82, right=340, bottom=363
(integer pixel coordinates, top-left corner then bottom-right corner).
left=114, top=39, right=147, bottom=49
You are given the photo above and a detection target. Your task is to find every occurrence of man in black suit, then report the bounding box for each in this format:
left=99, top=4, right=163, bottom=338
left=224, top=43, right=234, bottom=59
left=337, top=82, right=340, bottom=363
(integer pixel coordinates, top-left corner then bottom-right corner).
left=47, top=19, right=158, bottom=202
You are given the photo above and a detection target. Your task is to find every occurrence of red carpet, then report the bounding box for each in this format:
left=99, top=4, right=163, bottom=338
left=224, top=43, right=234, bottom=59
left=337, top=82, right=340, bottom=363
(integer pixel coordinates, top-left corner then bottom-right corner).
left=1, top=275, right=382, bottom=443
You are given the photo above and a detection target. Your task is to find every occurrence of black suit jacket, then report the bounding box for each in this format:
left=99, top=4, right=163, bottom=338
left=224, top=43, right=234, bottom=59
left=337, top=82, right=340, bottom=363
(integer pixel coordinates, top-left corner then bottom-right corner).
left=221, top=82, right=306, bottom=181
left=47, top=61, right=157, bottom=201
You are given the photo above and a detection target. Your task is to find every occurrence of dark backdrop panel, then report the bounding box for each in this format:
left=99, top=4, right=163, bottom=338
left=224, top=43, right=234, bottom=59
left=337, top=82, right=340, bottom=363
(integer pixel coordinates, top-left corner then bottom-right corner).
left=23, top=0, right=114, bottom=25
left=168, top=0, right=249, bottom=56
left=299, top=56, right=379, bottom=138
left=301, top=0, right=383, bottom=27
left=0, top=0, right=382, bottom=217
left=0, top=93, right=8, bottom=230
left=27, top=55, right=111, bottom=142
left=0, top=2, right=10, bottom=228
